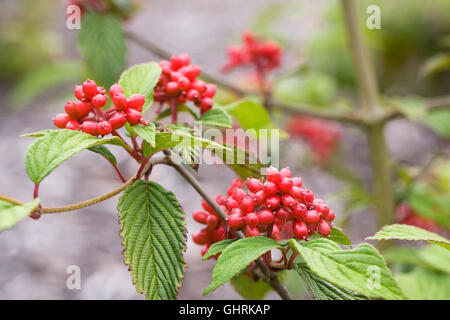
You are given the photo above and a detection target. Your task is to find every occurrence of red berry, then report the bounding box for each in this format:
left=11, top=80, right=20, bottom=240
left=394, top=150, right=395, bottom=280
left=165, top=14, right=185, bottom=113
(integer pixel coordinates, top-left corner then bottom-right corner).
left=258, top=210, right=274, bottom=225
left=253, top=190, right=266, bottom=205
left=97, top=86, right=106, bottom=95
left=165, top=81, right=180, bottom=95
left=225, top=197, right=239, bottom=210
left=52, top=113, right=70, bottom=128
left=290, top=186, right=303, bottom=199
left=193, top=229, right=209, bottom=245
left=202, top=199, right=215, bottom=215
left=318, top=220, right=331, bottom=236
left=113, top=93, right=128, bottom=110
left=204, top=84, right=216, bottom=98
left=193, top=210, right=209, bottom=224
left=170, top=54, right=185, bottom=70
left=292, top=177, right=303, bottom=188
left=231, top=178, right=244, bottom=188
left=125, top=108, right=142, bottom=125
left=271, top=224, right=281, bottom=241
left=74, top=85, right=86, bottom=101
left=65, top=101, right=79, bottom=119
left=186, top=89, right=200, bottom=101
left=91, top=94, right=107, bottom=108
left=201, top=244, right=210, bottom=257
left=80, top=120, right=99, bottom=136
left=191, top=80, right=206, bottom=93
left=206, top=215, right=219, bottom=229
left=109, top=84, right=124, bottom=97
left=76, top=102, right=92, bottom=118
left=264, top=181, right=278, bottom=196
left=199, top=97, right=214, bottom=113
left=108, top=112, right=127, bottom=129
left=246, top=178, right=263, bottom=193
left=183, top=64, right=201, bottom=80
left=279, top=177, right=293, bottom=193
left=266, top=167, right=282, bottom=184
left=293, top=221, right=308, bottom=239
left=244, top=212, right=259, bottom=228
left=281, top=195, right=296, bottom=208
left=65, top=120, right=80, bottom=130
left=232, top=188, right=246, bottom=203
left=82, top=79, right=98, bottom=99
left=228, top=214, right=244, bottom=230
left=177, top=76, right=191, bottom=91
left=276, top=207, right=290, bottom=220
left=323, top=210, right=335, bottom=222
left=317, top=203, right=330, bottom=216
left=97, top=120, right=112, bottom=136
left=304, top=210, right=320, bottom=224
left=213, top=226, right=227, bottom=242
left=302, top=189, right=314, bottom=204
left=178, top=53, right=191, bottom=67
left=231, top=208, right=243, bottom=216
left=266, top=195, right=281, bottom=209
left=292, top=203, right=307, bottom=220
left=280, top=167, right=292, bottom=178
left=245, top=225, right=260, bottom=237
left=240, top=197, right=255, bottom=214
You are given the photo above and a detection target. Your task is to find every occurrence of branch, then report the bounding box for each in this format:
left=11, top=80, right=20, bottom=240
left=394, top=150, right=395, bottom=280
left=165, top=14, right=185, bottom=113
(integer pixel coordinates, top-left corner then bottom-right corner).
left=125, top=29, right=362, bottom=126
left=162, top=150, right=292, bottom=300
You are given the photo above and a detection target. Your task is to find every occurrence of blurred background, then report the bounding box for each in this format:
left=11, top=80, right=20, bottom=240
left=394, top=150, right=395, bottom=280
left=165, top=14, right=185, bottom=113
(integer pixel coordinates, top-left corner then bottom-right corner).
left=0, top=0, right=449, bottom=299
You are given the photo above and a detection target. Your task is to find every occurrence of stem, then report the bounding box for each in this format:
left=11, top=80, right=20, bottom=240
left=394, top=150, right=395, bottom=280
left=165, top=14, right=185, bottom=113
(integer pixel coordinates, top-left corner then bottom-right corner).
left=170, top=98, right=178, bottom=123
left=341, top=0, right=395, bottom=250
left=111, top=130, right=143, bottom=163
left=33, top=183, right=39, bottom=199
left=0, top=194, right=23, bottom=205
left=109, top=161, right=127, bottom=183
left=163, top=150, right=291, bottom=300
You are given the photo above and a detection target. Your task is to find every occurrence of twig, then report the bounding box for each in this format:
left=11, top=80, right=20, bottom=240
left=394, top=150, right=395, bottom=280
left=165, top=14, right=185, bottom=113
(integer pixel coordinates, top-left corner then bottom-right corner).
left=125, top=29, right=363, bottom=126
left=163, top=150, right=292, bottom=300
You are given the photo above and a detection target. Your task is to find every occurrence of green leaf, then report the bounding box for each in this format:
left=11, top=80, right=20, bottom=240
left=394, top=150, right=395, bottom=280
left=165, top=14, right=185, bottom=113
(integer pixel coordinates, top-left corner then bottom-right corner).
left=0, top=199, right=40, bottom=232
left=196, top=106, right=233, bottom=128
left=310, top=227, right=351, bottom=246
left=203, top=236, right=282, bottom=295
left=396, top=269, right=450, bottom=300
left=143, top=130, right=229, bottom=158
left=382, top=247, right=423, bottom=267
left=294, top=263, right=368, bottom=300
left=79, top=12, right=126, bottom=87
left=87, top=145, right=117, bottom=165
left=21, top=130, right=52, bottom=138
left=118, top=62, right=162, bottom=113
left=230, top=274, right=272, bottom=300
left=222, top=99, right=275, bottom=138
left=202, top=239, right=237, bottom=260
left=117, top=180, right=186, bottom=300
left=367, top=224, right=450, bottom=250
left=131, top=123, right=156, bottom=148
left=25, top=129, right=128, bottom=183
left=418, top=245, right=450, bottom=274
left=289, top=238, right=406, bottom=300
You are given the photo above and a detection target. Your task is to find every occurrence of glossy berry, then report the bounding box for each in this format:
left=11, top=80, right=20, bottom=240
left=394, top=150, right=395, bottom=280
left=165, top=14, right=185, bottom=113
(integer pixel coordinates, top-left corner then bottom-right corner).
left=113, top=93, right=128, bottom=110
left=193, top=229, right=209, bottom=245
left=232, top=188, right=246, bottom=203
left=246, top=178, right=263, bottom=193
left=108, top=112, right=127, bottom=130
left=244, top=212, right=259, bottom=228
left=245, top=225, right=260, bottom=237
left=265, top=196, right=281, bottom=209
left=74, top=85, right=85, bottom=101
left=228, top=214, right=244, bottom=230
left=281, top=195, right=296, bottom=208
left=266, top=167, right=282, bottom=184
left=80, top=121, right=99, bottom=136
left=292, top=203, right=307, bottom=220
left=318, top=219, right=331, bottom=236
left=65, top=101, right=79, bottom=120
left=91, top=94, right=107, bottom=108
left=258, top=210, right=274, bottom=225
left=279, top=177, right=293, bottom=193
left=193, top=211, right=209, bottom=224
left=82, top=79, right=98, bottom=99
left=304, top=210, right=320, bottom=224
left=65, top=120, right=80, bottom=131
left=240, top=197, right=255, bottom=214
left=264, top=181, right=278, bottom=196
left=97, top=120, right=112, bottom=136
left=52, top=113, right=70, bottom=128
left=206, top=215, right=219, bottom=229
left=279, top=167, right=292, bottom=178
left=293, top=221, right=308, bottom=239
left=76, top=102, right=92, bottom=118
left=127, top=94, right=146, bottom=110
left=125, top=108, right=142, bottom=125
left=109, top=84, right=124, bottom=97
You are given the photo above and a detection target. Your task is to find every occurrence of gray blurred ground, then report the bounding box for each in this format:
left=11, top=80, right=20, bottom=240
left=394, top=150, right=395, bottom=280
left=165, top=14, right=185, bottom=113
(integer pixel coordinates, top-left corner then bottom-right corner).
left=0, top=0, right=441, bottom=299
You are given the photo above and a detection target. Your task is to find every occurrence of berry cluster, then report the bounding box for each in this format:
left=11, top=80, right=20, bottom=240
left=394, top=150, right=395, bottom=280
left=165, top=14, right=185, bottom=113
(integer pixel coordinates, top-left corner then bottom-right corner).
left=395, top=202, right=440, bottom=233
left=192, top=167, right=335, bottom=257
left=287, top=116, right=341, bottom=163
left=154, top=54, right=217, bottom=117
left=52, top=79, right=146, bottom=136
left=221, top=31, right=282, bottom=74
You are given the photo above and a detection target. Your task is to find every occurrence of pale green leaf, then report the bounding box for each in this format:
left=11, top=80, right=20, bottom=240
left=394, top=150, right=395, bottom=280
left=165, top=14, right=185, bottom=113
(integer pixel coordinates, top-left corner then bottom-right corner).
left=289, top=238, right=406, bottom=300
left=418, top=245, right=450, bottom=274
left=131, top=123, right=156, bottom=148
left=310, top=227, right=352, bottom=246
left=230, top=273, right=272, bottom=300
left=396, top=269, right=450, bottom=300
left=367, top=224, right=450, bottom=250
left=25, top=129, right=128, bottom=183
left=204, top=236, right=282, bottom=295
left=118, top=180, right=186, bottom=300
left=294, top=263, right=368, bottom=300
left=0, top=199, right=40, bottom=232
left=196, top=106, right=233, bottom=128
left=79, top=12, right=126, bottom=87
left=202, top=239, right=237, bottom=260
left=118, top=62, right=162, bottom=112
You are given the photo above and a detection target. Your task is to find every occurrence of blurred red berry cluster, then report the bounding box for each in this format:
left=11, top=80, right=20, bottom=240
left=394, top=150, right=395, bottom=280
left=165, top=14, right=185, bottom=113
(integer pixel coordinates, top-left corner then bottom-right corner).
left=192, top=167, right=335, bottom=258
left=154, top=54, right=216, bottom=120
left=53, top=80, right=146, bottom=136
left=395, top=202, right=441, bottom=233
left=221, top=31, right=282, bottom=74
left=287, top=116, right=342, bottom=163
